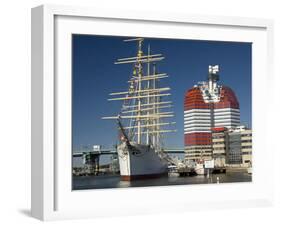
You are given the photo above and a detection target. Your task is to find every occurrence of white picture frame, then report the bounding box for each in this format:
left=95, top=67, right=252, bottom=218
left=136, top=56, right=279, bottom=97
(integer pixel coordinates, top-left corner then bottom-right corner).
left=31, top=4, right=274, bottom=221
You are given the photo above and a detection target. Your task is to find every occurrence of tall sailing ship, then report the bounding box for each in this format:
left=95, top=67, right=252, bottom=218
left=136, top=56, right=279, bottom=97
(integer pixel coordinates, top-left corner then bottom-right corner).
left=103, top=38, right=176, bottom=181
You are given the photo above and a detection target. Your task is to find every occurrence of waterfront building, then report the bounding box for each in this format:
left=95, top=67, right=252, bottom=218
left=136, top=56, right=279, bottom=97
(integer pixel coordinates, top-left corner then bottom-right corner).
left=211, top=126, right=252, bottom=167
left=226, top=126, right=252, bottom=166
left=184, top=65, right=240, bottom=162
left=239, top=128, right=252, bottom=167
left=227, top=132, right=242, bottom=164
left=212, top=127, right=228, bottom=168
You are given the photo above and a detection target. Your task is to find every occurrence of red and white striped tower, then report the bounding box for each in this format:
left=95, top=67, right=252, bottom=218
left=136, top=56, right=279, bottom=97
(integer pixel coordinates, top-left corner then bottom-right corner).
left=184, top=65, right=240, bottom=162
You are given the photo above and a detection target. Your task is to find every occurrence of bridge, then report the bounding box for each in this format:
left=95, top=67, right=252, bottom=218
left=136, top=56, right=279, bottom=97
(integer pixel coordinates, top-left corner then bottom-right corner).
left=73, top=147, right=185, bottom=157
left=72, top=147, right=193, bottom=176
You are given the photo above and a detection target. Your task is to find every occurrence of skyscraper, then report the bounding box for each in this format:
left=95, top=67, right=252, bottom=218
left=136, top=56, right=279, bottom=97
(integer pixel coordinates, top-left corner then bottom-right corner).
left=184, top=65, right=240, bottom=161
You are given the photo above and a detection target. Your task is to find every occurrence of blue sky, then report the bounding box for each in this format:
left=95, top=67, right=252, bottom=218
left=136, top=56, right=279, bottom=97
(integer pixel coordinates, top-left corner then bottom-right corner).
left=72, top=35, right=252, bottom=150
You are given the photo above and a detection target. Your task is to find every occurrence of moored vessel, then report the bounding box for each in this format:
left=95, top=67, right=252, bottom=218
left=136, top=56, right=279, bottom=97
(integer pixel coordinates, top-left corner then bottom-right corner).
left=103, top=38, right=176, bottom=180
left=195, top=161, right=207, bottom=175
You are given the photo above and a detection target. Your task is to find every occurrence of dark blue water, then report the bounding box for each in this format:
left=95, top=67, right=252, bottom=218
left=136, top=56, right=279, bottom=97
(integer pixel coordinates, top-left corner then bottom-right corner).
left=72, top=172, right=252, bottom=190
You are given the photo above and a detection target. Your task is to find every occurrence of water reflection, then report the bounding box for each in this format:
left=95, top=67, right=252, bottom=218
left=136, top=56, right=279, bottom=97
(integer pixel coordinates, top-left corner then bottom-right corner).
left=73, top=172, right=252, bottom=190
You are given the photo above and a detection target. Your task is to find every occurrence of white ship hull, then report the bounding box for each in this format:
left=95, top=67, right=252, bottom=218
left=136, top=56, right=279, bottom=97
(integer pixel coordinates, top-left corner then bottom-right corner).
left=117, top=142, right=168, bottom=181
left=195, top=163, right=206, bottom=175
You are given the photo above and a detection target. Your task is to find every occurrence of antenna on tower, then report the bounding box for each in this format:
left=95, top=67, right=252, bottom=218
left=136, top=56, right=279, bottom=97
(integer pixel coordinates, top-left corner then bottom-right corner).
left=208, top=65, right=219, bottom=75
left=207, top=65, right=219, bottom=91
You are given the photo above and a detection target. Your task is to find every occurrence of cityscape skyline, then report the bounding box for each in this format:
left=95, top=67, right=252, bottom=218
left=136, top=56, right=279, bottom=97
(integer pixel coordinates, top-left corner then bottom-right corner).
left=72, top=35, right=252, bottom=151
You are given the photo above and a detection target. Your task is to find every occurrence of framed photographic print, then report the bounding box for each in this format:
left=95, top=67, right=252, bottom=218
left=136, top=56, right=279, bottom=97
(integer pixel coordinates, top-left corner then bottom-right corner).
left=31, top=4, right=274, bottom=221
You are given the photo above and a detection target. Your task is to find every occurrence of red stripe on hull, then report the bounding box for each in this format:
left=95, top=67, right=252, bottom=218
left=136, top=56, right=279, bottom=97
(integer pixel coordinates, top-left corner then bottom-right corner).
left=121, top=172, right=168, bottom=181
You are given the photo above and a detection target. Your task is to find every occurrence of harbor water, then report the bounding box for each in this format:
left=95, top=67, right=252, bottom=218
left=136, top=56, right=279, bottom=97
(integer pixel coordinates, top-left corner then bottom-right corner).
left=73, top=172, right=252, bottom=190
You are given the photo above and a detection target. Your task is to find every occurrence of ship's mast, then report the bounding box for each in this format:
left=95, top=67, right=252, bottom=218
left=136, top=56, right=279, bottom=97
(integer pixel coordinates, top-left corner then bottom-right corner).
left=152, top=64, right=156, bottom=147
left=146, top=44, right=151, bottom=145
left=102, top=38, right=176, bottom=147
left=136, top=38, right=143, bottom=144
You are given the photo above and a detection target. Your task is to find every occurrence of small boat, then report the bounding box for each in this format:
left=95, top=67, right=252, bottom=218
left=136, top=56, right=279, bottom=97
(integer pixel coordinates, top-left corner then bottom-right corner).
left=168, top=165, right=179, bottom=177
left=247, top=167, right=252, bottom=174
left=247, top=161, right=252, bottom=174
left=195, top=163, right=206, bottom=175
left=195, top=160, right=206, bottom=175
